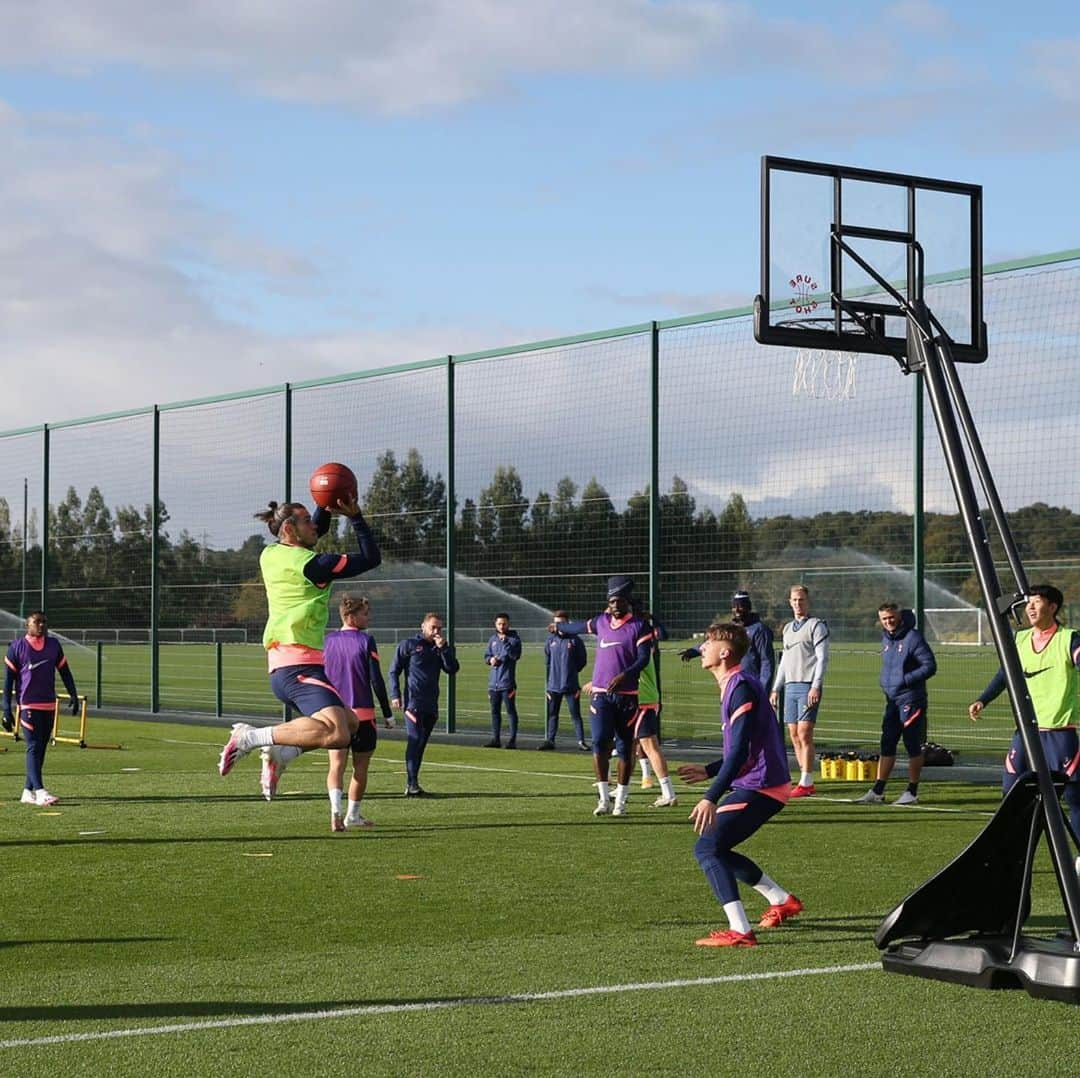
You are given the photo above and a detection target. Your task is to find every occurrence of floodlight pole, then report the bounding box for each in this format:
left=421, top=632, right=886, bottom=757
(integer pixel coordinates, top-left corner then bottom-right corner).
left=906, top=302, right=1080, bottom=939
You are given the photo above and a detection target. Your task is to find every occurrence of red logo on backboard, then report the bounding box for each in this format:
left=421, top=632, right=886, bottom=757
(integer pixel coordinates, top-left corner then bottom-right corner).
left=788, top=273, right=819, bottom=314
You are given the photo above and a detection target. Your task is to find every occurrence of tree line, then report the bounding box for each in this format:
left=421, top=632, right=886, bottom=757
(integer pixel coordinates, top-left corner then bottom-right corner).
left=2, top=448, right=1079, bottom=635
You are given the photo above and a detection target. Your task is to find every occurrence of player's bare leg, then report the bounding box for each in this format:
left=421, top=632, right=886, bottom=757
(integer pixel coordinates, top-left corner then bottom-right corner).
left=638, top=734, right=678, bottom=806
left=274, top=706, right=356, bottom=749
left=220, top=706, right=357, bottom=777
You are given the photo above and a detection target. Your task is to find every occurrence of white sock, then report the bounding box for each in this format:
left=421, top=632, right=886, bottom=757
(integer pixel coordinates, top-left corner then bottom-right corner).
left=660, top=776, right=675, bottom=799
left=724, top=901, right=751, bottom=934
left=799, top=770, right=813, bottom=787
left=277, top=745, right=303, bottom=765
left=640, top=758, right=653, bottom=779
left=249, top=725, right=275, bottom=748
left=596, top=781, right=609, bottom=804
left=329, top=788, right=343, bottom=814
left=614, top=783, right=630, bottom=807
left=753, top=873, right=788, bottom=905
left=347, top=799, right=362, bottom=819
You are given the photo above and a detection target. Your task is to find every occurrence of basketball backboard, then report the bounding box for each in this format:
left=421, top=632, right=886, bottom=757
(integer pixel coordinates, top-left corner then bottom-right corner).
left=754, top=156, right=987, bottom=364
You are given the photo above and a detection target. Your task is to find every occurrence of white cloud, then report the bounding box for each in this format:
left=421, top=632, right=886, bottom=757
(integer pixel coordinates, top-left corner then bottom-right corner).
left=1028, top=38, right=1080, bottom=103
left=0, top=100, right=506, bottom=432
left=0, top=1, right=930, bottom=115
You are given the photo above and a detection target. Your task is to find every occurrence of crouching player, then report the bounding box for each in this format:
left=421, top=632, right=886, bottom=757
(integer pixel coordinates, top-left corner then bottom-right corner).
left=678, top=623, right=802, bottom=948
left=323, top=595, right=395, bottom=832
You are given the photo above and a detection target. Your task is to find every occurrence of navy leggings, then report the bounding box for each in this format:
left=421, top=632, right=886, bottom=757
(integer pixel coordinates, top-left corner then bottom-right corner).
left=694, top=788, right=785, bottom=904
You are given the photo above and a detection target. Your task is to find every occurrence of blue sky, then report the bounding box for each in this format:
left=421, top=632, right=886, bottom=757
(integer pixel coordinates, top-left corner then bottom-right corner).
left=1, top=0, right=1078, bottom=430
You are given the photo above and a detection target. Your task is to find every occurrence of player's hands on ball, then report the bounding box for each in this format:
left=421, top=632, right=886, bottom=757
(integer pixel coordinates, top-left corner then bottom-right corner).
left=333, top=494, right=361, bottom=517
left=677, top=763, right=708, bottom=784
left=689, top=798, right=717, bottom=835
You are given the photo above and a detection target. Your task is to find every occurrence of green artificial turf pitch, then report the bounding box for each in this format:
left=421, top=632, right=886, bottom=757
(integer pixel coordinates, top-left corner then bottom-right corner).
left=61, top=638, right=1013, bottom=756
left=1, top=716, right=1077, bottom=1076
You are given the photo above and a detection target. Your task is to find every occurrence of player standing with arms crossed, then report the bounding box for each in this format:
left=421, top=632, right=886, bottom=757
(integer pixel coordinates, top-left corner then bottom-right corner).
left=770, top=584, right=829, bottom=797
left=217, top=494, right=381, bottom=790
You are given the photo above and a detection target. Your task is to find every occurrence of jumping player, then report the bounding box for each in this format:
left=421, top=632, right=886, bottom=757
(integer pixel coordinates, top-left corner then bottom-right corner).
left=548, top=575, right=653, bottom=817
left=679, top=622, right=801, bottom=948
left=3, top=611, right=79, bottom=807
left=323, top=595, right=395, bottom=831
left=217, top=496, right=381, bottom=790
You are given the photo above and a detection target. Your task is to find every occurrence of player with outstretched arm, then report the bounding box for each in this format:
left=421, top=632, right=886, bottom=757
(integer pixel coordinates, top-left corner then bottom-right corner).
left=679, top=622, right=802, bottom=948
left=548, top=575, right=653, bottom=817
left=217, top=495, right=381, bottom=792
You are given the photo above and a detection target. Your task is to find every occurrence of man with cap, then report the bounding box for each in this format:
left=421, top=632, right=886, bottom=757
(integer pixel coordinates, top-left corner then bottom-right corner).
left=548, top=575, right=654, bottom=817
left=680, top=591, right=775, bottom=689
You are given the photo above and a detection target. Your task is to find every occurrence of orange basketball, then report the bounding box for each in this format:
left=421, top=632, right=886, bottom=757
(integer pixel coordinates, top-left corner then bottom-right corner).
left=309, top=462, right=358, bottom=510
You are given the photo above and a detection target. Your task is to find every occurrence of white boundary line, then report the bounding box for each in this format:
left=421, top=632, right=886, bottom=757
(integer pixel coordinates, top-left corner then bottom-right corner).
left=0, top=962, right=879, bottom=1049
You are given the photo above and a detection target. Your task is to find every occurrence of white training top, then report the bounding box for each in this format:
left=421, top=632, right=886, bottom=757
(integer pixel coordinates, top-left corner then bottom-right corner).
left=774, top=617, right=830, bottom=691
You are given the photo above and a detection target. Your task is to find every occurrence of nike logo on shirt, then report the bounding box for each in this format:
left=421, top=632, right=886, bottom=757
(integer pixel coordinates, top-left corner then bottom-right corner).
left=1024, top=667, right=1050, bottom=679
left=599, top=640, right=622, bottom=649
left=26, top=660, right=49, bottom=670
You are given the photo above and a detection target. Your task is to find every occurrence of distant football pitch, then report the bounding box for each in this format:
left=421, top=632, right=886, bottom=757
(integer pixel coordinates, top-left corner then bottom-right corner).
left=1, top=718, right=1074, bottom=1074
left=60, top=639, right=1012, bottom=757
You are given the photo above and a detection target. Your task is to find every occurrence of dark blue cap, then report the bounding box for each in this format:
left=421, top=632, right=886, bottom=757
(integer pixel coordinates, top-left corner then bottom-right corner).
left=732, top=590, right=752, bottom=608
left=607, top=575, right=634, bottom=599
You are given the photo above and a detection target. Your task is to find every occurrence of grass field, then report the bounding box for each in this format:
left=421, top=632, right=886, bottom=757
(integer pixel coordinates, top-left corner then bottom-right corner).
left=1, top=714, right=1076, bottom=1076
left=60, top=638, right=1013, bottom=757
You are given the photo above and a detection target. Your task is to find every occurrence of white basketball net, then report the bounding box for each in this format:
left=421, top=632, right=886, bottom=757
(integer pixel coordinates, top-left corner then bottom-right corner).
left=791, top=349, right=859, bottom=401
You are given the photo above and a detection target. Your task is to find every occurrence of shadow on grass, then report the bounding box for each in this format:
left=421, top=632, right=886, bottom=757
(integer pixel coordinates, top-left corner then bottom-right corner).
left=0, top=936, right=172, bottom=951
left=0, top=998, right=389, bottom=1023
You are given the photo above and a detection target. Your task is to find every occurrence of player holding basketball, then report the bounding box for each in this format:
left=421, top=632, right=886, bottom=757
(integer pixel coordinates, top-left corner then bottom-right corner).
left=969, top=584, right=1080, bottom=844
left=679, top=622, right=801, bottom=948
left=323, top=595, right=394, bottom=831
left=3, top=611, right=79, bottom=807
left=770, top=584, right=829, bottom=797
left=217, top=495, right=381, bottom=791
left=548, top=575, right=653, bottom=817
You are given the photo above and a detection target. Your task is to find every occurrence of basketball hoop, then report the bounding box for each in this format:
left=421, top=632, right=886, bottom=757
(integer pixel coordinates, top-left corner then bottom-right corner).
left=791, top=348, right=859, bottom=401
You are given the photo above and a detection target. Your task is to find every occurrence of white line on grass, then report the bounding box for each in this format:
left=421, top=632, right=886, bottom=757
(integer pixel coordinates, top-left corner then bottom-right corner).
left=0, top=962, right=880, bottom=1049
